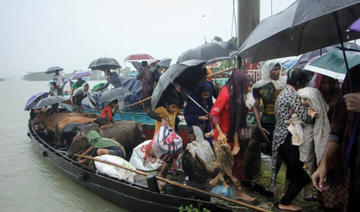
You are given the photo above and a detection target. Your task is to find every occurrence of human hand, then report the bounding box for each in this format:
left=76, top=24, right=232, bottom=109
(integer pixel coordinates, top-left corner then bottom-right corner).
left=174, top=83, right=181, bottom=93
left=259, top=126, right=270, bottom=142
left=161, top=119, right=169, bottom=126
left=198, top=115, right=209, bottom=121
left=344, top=92, right=360, bottom=113
left=217, top=132, right=227, bottom=143
left=307, top=108, right=318, bottom=119
left=312, top=164, right=329, bottom=192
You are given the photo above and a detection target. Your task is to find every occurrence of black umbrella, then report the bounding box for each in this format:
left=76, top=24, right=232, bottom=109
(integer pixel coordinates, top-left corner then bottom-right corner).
left=88, top=57, right=122, bottom=71
left=45, top=66, right=64, bottom=74
left=98, top=87, right=132, bottom=105
left=177, top=41, right=239, bottom=64
left=156, top=57, right=172, bottom=68
left=35, top=96, right=66, bottom=108
left=238, top=0, right=360, bottom=63
left=151, top=59, right=206, bottom=110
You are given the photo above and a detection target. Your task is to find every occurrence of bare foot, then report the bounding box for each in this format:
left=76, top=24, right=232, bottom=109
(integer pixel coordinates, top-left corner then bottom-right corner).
left=232, top=145, right=240, bottom=155
left=278, top=203, right=302, bottom=211
left=236, top=190, right=256, bottom=202
left=209, top=173, right=221, bottom=186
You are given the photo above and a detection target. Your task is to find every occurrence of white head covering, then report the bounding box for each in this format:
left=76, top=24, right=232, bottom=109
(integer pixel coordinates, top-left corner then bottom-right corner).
left=253, top=60, right=286, bottom=90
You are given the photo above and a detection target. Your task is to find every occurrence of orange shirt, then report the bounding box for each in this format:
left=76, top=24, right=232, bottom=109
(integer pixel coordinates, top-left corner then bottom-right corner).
left=101, top=105, right=113, bottom=122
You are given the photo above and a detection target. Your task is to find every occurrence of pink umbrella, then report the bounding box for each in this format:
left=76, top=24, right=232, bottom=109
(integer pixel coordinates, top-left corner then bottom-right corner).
left=124, top=54, right=154, bottom=62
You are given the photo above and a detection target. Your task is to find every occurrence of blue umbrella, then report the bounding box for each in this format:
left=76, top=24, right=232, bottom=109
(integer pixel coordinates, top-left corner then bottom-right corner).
left=282, top=59, right=298, bottom=69
left=45, top=66, right=64, bottom=74
left=72, top=70, right=92, bottom=79
left=24, top=92, right=49, bottom=111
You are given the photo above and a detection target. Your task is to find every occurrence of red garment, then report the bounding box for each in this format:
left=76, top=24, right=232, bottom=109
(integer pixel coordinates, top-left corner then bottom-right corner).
left=210, top=86, right=230, bottom=141
left=210, top=86, right=245, bottom=180
left=101, top=105, right=113, bottom=122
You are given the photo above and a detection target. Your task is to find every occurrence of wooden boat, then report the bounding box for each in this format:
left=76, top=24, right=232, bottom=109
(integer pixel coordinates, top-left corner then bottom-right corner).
left=27, top=121, right=236, bottom=212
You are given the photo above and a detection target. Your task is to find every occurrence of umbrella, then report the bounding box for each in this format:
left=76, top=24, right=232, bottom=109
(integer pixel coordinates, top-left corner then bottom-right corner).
left=349, top=18, right=360, bottom=32
left=98, top=87, right=132, bottom=105
left=89, top=57, right=121, bottom=71
left=177, top=41, right=239, bottom=64
left=124, top=54, right=154, bottom=62
left=72, top=70, right=92, bottom=79
left=156, top=58, right=172, bottom=68
left=151, top=59, right=207, bottom=110
left=45, top=66, right=63, bottom=74
left=91, top=82, right=109, bottom=93
left=282, top=58, right=298, bottom=69
left=24, top=92, right=49, bottom=111
left=304, top=50, right=360, bottom=81
left=35, top=96, right=66, bottom=108
left=238, top=0, right=360, bottom=63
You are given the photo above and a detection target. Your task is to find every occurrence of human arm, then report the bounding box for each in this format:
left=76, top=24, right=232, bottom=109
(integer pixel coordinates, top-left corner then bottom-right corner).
left=253, top=98, right=270, bottom=142
left=344, top=92, right=360, bottom=113
left=312, top=141, right=339, bottom=192
left=290, top=92, right=317, bottom=123
left=210, top=87, right=228, bottom=143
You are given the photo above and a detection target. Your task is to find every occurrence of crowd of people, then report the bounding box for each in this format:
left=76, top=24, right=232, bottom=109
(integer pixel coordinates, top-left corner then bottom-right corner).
left=36, top=58, right=360, bottom=211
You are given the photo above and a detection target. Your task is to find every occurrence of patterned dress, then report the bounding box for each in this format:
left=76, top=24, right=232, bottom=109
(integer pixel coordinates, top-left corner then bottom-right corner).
left=272, top=86, right=311, bottom=182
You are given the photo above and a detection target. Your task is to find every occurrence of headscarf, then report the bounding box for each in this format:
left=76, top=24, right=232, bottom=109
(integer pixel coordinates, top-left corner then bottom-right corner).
left=253, top=60, right=286, bottom=90
left=87, top=130, right=117, bottom=149
left=226, top=70, right=249, bottom=140
left=297, top=87, right=330, bottom=164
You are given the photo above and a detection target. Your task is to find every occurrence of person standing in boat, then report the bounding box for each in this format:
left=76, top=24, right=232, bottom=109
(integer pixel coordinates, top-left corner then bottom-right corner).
left=184, top=81, right=213, bottom=145
left=209, top=70, right=255, bottom=202
left=70, top=77, right=86, bottom=103
left=72, top=83, right=96, bottom=112
left=137, top=61, right=153, bottom=113
left=53, top=70, right=64, bottom=96
left=101, top=99, right=119, bottom=123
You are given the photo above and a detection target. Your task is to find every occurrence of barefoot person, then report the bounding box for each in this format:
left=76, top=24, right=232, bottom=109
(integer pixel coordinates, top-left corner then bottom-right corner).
left=272, top=69, right=317, bottom=211
left=209, top=70, right=255, bottom=202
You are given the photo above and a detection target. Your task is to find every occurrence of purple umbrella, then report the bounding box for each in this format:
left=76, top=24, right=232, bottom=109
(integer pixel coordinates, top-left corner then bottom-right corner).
left=71, top=70, right=92, bottom=79
left=24, top=92, right=49, bottom=111
left=349, top=18, right=360, bottom=32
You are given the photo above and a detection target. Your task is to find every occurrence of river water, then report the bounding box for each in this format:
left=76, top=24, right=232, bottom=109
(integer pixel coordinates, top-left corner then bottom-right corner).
left=0, top=80, right=126, bottom=212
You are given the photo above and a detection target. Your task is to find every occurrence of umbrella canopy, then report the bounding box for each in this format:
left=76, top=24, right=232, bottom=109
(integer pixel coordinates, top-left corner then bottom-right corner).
left=156, top=57, right=172, bottom=68
left=89, top=57, right=121, bottom=71
left=45, top=66, right=64, bottom=74
left=304, top=50, right=360, bottom=81
left=350, top=18, right=360, bottom=32
left=238, top=0, right=360, bottom=62
left=177, top=41, right=239, bottom=64
left=124, top=54, right=154, bottom=62
left=35, top=96, right=66, bottom=108
left=151, top=59, right=207, bottom=110
left=24, top=92, right=49, bottom=111
left=91, top=82, right=109, bottom=93
left=98, top=87, right=132, bottom=105
left=72, top=70, right=92, bottom=79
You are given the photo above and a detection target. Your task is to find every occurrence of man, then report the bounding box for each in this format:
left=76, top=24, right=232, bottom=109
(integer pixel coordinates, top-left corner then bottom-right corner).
left=72, top=83, right=96, bottom=112
left=242, top=61, right=285, bottom=182
left=53, top=70, right=64, bottom=96
left=136, top=61, right=153, bottom=112
left=312, top=64, right=360, bottom=211
left=70, top=78, right=86, bottom=103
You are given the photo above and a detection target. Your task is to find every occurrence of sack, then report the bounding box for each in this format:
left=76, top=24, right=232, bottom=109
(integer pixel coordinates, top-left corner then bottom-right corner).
left=148, top=125, right=183, bottom=162
left=129, top=140, right=163, bottom=171
left=287, top=114, right=304, bottom=146
left=94, top=155, right=136, bottom=183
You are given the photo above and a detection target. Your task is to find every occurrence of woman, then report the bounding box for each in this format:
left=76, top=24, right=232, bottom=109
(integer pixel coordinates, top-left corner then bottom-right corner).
left=272, top=69, right=317, bottom=211
left=209, top=70, right=255, bottom=202
left=184, top=81, right=213, bottom=143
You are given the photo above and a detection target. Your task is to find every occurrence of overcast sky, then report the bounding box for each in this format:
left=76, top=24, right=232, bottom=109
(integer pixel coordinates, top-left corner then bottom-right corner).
left=0, top=0, right=296, bottom=79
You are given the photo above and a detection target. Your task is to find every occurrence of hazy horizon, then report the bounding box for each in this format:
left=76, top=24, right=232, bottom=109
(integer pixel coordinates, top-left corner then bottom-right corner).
left=0, top=0, right=296, bottom=79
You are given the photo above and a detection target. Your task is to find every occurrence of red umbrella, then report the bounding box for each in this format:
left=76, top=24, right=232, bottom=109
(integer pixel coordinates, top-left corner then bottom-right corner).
left=124, top=54, right=154, bottom=62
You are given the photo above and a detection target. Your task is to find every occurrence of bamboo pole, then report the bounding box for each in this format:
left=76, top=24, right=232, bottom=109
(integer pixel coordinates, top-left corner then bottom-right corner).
left=61, top=152, right=270, bottom=212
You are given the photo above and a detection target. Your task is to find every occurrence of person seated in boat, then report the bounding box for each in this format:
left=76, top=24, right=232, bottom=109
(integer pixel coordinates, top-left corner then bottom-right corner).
left=72, top=83, right=96, bottom=112
left=70, top=78, right=86, bottom=102
left=78, top=130, right=126, bottom=164
left=49, top=82, right=57, bottom=96
left=101, top=99, right=119, bottom=123
left=105, top=69, right=122, bottom=88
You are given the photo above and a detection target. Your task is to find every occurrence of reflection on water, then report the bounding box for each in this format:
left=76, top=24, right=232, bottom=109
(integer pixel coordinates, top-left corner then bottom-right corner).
left=0, top=80, right=126, bottom=212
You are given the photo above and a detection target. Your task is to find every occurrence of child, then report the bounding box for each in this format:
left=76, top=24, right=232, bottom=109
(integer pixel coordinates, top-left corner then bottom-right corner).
left=154, top=96, right=180, bottom=133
